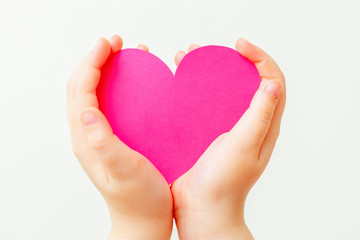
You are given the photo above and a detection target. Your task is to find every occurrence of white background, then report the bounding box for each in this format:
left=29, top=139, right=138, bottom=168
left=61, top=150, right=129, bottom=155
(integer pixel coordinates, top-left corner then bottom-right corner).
left=0, top=0, right=359, bottom=239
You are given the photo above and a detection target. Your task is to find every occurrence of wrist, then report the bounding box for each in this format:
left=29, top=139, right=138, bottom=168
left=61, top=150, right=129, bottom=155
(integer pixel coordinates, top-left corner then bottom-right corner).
left=175, top=205, right=253, bottom=240
left=108, top=217, right=172, bottom=240
left=190, top=224, right=253, bottom=240
left=176, top=219, right=253, bottom=240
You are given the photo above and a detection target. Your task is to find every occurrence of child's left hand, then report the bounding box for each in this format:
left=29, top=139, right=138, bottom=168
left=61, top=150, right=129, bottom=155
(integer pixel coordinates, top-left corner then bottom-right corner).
left=171, top=39, right=286, bottom=240
left=66, top=35, right=173, bottom=240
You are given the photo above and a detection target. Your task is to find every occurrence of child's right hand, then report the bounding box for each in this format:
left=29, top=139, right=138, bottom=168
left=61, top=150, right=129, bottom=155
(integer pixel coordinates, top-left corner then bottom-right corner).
left=66, top=35, right=173, bottom=240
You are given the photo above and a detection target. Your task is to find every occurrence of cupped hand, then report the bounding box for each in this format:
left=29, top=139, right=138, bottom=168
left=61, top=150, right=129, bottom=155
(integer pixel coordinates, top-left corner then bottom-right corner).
left=171, top=39, right=286, bottom=240
left=66, top=35, right=173, bottom=240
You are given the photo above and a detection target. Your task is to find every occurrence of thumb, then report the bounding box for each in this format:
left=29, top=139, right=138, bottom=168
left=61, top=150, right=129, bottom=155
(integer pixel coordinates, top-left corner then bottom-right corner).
left=80, top=107, right=142, bottom=180
left=228, top=80, right=282, bottom=151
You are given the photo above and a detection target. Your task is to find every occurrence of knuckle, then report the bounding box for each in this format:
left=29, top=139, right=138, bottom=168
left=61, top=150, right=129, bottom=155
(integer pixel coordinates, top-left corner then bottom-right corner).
left=89, top=138, right=111, bottom=155
left=111, top=151, right=144, bottom=173
left=243, top=140, right=260, bottom=154
left=256, top=105, right=274, bottom=125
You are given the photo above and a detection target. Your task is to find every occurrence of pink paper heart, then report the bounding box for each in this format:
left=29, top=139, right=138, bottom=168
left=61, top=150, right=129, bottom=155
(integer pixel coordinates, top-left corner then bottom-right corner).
left=97, top=46, right=261, bottom=183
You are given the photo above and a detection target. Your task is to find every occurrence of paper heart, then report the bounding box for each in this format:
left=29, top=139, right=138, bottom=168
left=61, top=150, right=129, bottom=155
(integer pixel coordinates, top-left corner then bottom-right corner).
left=97, top=46, right=261, bottom=183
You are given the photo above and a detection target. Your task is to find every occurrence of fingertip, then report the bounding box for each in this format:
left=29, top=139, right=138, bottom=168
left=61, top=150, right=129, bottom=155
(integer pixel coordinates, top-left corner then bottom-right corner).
left=187, top=44, right=200, bottom=52
left=87, top=37, right=111, bottom=69
left=137, top=44, right=149, bottom=52
left=96, top=37, right=111, bottom=52
left=80, top=110, right=99, bottom=127
left=236, top=38, right=284, bottom=81
left=235, top=38, right=252, bottom=55
left=109, top=34, right=123, bottom=53
left=235, top=38, right=248, bottom=48
left=264, top=80, right=282, bottom=99
left=174, top=50, right=186, bottom=66
left=80, top=107, right=113, bottom=151
left=80, top=107, right=104, bottom=129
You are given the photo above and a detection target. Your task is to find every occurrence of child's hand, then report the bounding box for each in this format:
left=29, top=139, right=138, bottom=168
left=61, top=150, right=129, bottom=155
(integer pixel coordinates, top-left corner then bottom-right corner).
left=171, top=39, right=286, bottom=240
left=66, top=35, right=173, bottom=240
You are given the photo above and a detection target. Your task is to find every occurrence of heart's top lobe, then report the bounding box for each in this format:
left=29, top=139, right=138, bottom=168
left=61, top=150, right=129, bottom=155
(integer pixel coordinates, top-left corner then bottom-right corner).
left=97, top=46, right=261, bottom=183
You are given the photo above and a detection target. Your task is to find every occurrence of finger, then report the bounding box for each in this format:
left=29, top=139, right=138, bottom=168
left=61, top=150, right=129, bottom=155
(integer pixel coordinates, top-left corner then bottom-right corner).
left=67, top=37, right=111, bottom=128
left=174, top=44, right=201, bottom=67
left=68, top=37, right=111, bottom=101
left=174, top=50, right=186, bottom=67
left=109, top=34, right=123, bottom=53
left=66, top=37, right=111, bottom=171
left=235, top=38, right=286, bottom=162
left=187, top=43, right=200, bottom=52
left=228, top=80, right=282, bottom=152
left=235, top=38, right=284, bottom=80
left=258, top=85, right=286, bottom=163
left=80, top=107, right=143, bottom=181
left=137, top=44, right=149, bottom=52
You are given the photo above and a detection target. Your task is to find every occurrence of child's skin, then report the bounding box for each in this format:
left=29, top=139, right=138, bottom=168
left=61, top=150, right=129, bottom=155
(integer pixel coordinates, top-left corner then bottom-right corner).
left=67, top=35, right=286, bottom=240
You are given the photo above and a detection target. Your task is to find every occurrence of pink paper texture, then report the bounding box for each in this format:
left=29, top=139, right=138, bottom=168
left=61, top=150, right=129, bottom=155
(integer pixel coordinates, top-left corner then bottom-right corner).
left=97, top=46, right=261, bottom=183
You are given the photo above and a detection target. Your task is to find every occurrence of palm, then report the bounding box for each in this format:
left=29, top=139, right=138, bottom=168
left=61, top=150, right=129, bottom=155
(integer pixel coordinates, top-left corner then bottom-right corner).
left=107, top=149, right=173, bottom=219
left=67, top=36, right=174, bottom=239
left=171, top=131, right=262, bottom=216
left=171, top=40, right=285, bottom=239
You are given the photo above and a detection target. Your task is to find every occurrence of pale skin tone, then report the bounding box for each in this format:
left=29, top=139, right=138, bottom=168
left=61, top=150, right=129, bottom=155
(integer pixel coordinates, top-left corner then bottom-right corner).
left=172, top=42, right=286, bottom=239
left=67, top=35, right=286, bottom=239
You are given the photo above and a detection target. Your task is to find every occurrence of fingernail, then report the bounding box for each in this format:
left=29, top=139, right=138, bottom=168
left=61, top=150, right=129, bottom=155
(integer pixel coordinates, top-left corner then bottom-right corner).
left=81, top=111, right=98, bottom=127
left=265, top=81, right=281, bottom=98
